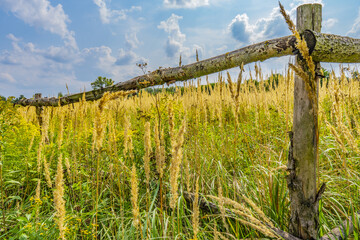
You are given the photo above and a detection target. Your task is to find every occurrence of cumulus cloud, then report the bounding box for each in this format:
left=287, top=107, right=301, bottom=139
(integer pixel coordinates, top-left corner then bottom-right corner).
left=0, top=35, right=85, bottom=97
left=216, top=45, right=228, bottom=52
left=83, top=46, right=116, bottom=71
left=3, top=34, right=81, bottom=65
left=83, top=45, right=147, bottom=82
left=188, top=44, right=204, bottom=61
left=0, top=52, right=18, bottom=65
left=228, top=14, right=252, bottom=43
left=290, top=0, right=323, bottom=8
left=163, top=0, right=209, bottom=8
left=229, top=7, right=291, bottom=44
left=296, top=0, right=323, bottom=4
left=125, top=32, right=140, bottom=49
left=0, top=0, right=77, bottom=49
left=116, top=32, right=144, bottom=66
left=323, top=18, right=338, bottom=30
left=83, top=30, right=147, bottom=80
left=93, top=0, right=141, bottom=24
left=158, top=14, right=206, bottom=63
left=347, top=8, right=360, bottom=37
left=115, top=49, right=138, bottom=66
left=6, top=33, right=20, bottom=42
left=158, top=14, right=186, bottom=58
left=0, top=73, right=16, bottom=83
left=0, top=30, right=146, bottom=97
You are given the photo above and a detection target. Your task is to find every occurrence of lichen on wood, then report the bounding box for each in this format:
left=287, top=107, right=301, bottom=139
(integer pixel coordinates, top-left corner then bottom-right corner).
left=309, top=30, right=360, bottom=63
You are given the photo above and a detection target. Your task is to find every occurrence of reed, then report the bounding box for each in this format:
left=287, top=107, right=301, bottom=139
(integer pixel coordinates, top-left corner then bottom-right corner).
left=170, top=120, right=186, bottom=209
left=2, top=63, right=359, bottom=239
left=54, top=155, right=66, bottom=240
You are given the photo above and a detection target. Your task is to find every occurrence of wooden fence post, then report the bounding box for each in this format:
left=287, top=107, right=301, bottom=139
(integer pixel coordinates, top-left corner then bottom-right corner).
left=287, top=4, right=322, bottom=239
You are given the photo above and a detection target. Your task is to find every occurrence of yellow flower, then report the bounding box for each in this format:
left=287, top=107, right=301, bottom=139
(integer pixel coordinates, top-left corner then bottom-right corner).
left=24, top=223, right=32, bottom=229
left=34, top=198, right=43, bottom=205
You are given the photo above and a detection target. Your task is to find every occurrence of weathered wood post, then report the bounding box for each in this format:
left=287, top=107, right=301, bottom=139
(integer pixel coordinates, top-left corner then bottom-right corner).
left=287, top=4, right=322, bottom=239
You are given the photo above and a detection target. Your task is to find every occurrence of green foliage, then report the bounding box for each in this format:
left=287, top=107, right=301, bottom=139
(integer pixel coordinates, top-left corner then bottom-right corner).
left=1, top=72, right=360, bottom=239
left=9, top=95, right=25, bottom=104
left=352, top=70, right=360, bottom=81
left=91, top=76, right=114, bottom=90
left=320, top=67, right=330, bottom=87
left=322, top=67, right=330, bottom=79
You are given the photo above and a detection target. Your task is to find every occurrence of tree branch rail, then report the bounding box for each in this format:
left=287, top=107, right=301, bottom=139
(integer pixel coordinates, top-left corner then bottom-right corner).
left=16, top=31, right=360, bottom=107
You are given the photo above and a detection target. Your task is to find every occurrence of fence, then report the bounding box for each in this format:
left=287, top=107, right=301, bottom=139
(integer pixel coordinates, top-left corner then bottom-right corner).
left=15, top=3, right=360, bottom=240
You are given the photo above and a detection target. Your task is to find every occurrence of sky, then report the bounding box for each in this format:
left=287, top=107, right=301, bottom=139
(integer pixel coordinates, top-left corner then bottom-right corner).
left=0, top=0, right=359, bottom=98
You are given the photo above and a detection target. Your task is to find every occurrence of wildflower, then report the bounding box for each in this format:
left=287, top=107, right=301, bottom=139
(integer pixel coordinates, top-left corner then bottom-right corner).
left=170, top=120, right=186, bottom=209
left=54, top=155, right=66, bottom=240
left=130, top=164, right=140, bottom=229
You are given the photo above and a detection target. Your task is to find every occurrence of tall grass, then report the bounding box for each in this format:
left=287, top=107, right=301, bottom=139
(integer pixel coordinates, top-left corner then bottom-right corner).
left=0, top=66, right=359, bottom=239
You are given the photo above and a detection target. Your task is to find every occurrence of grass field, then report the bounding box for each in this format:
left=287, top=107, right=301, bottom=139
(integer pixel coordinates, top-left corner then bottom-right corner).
left=0, top=67, right=359, bottom=239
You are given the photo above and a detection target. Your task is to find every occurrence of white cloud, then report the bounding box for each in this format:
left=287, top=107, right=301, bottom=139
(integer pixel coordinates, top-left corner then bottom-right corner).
left=115, top=49, right=137, bottom=66
left=93, top=0, right=141, bottom=24
left=83, top=29, right=147, bottom=80
left=323, top=18, right=338, bottom=30
left=228, top=7, right=291, bottom=44
left=0, top=0, right=77, bottom=49
left=0, top=73, right=16, bottom=83
left=158, top=14, right=186, bottom=58
left=0, top=28, right=146, bottom=97
left=84, top=46, right=116, bottom=71
left=116, top=31, right=144, bottom=66
left=0, top=27, right=147, bottom=97
left=228, top=14, right=252, bottom=43
left=163, top=0, right=209, bottom=9
left=296, top=0, right=323, bottom=4
left=347, top=8, right=360, bottom=37
left=157, top=15, right=207, bottom=64
left=290, top=0, right=323, bottom=8
left=6, top=33, right=20, bottom=42
left=125, top=32, right=140, bottom=49
left=186, top=44, right=204, bottom=62
left=83, top=45, right=147, bottom=81
left=0, top=35, right=85, bottom=97
left=216, top=45, right=228, bottom=52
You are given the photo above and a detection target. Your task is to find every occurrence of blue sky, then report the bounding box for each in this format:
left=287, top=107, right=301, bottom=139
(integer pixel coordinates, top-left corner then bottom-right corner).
left=0, top=0, right=359, bottom=98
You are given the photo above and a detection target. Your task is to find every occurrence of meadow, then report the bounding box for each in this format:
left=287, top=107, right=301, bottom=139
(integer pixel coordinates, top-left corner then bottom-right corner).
left=0, top=66, right=359, bottom=239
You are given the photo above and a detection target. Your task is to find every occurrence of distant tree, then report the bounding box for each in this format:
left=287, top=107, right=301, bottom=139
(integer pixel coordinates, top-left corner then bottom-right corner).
left=352, top=70, right=360, bottom=81
left=0, top=95, right=6, bottom=101
left=266, top=73, right=281, bottom=90
left=58, top=92, right=64, bottom=98
left=320, top=67, right=330, bottom=88
left=10, top=95, right=25, bottom=104
left=91, top=76, right=114, bottom=90
left=322, top=67, right=330, bottom=79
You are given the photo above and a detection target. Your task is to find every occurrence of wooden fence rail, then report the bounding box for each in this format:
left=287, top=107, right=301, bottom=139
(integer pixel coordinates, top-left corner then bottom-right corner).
left=16, top=31, right=360, bottom=107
